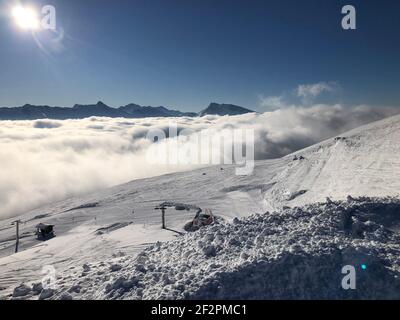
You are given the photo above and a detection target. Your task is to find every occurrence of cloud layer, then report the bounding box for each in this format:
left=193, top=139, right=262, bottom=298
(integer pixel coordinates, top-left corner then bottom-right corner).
left=0, top=104, right=398, bottom=219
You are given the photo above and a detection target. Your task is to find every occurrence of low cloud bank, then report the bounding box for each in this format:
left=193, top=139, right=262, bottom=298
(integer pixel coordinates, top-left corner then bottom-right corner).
left=0, top=104, right=398, bottom=219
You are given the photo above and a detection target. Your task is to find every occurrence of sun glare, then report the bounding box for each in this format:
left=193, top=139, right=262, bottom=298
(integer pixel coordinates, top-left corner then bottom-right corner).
left=12, top=6, right=40, bottom=30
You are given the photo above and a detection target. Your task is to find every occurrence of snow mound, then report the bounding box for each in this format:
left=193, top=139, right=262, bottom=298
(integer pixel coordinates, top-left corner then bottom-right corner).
left=16, top=197, right=398, bottom=300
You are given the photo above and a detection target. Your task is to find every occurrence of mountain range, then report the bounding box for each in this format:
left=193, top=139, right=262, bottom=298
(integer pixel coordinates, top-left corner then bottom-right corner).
left=0, top=102, right=255, bottom=120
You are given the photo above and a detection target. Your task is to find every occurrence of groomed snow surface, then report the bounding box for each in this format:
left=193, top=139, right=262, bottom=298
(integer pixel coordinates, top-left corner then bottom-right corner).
left=1, top=114, right=400, bottom=300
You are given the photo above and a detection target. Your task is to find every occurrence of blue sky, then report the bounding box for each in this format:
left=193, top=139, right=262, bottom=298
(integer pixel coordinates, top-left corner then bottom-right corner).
left=0, top=0, right=399, bottom=111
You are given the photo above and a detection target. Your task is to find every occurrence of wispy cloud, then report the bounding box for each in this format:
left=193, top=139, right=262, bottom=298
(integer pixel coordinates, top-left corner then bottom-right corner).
left=258, top=95, right=290, bottom=110
left=259, top=81, right=341, bottom=109
left=296, top=81, right=340, bottom=101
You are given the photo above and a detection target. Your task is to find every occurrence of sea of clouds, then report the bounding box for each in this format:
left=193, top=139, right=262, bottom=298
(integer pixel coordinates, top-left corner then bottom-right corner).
left=0, top=104, right=398, bottom=219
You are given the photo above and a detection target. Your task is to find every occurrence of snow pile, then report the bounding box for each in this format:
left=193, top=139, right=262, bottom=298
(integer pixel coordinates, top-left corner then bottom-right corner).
left=11, top=197, right=397, bottom=300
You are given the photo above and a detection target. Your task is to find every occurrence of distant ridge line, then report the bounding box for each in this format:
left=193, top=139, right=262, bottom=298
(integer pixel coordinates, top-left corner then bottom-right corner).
left=0, top=102, right=255, bottom=120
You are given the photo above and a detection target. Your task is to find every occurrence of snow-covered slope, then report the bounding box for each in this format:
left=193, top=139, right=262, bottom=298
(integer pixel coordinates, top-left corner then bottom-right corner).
left=0, top=114, right=399, bottom=299
left=47, top=197, right=400, bottom=300
left=264, top=112, right=400, bottom=208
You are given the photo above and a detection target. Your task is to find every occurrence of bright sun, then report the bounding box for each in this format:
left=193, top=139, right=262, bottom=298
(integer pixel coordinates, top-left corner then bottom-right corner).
left=12, top=6, right=40, bottom=30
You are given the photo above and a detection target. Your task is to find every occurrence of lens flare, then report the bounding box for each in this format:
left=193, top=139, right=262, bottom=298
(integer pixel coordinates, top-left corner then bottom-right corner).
left=12, top=6, right=40, bottom=30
